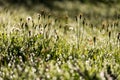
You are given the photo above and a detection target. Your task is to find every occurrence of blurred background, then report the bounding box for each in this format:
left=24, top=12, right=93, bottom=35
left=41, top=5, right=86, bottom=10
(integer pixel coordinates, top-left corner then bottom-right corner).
left=1, top=0, right=120, bottom=8
left=0, top=0, right=120, bottom=20
left=1, top=0, right=120, bottom=5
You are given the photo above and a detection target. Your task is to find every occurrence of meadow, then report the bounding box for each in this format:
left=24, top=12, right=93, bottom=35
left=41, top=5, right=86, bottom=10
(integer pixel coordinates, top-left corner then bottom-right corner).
left=0, top=1, right=120, bottom=80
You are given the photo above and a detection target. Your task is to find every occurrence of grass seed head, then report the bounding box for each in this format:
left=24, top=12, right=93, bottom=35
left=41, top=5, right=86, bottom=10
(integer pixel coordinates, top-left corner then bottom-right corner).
left=2, top=32, right=4, bottom=36
left=48, top=22, right=51, bottom=27
left=102, top=24, right=105, bottom=30
left=39, top=24, right=42, bottom=28
left=32, top=20, right=35, bottom=27
left=102, top=21, right=107, bottom=30
left=113, top=21, right=118, bottom=27
left=20, top=18, right=22, bottom=22
left=48, top=14, right=51, bottom=19
left=118, top=32, right=120, bottom=41
left=64, top=25, right=68, bottom=34
left=44, top=24, right=47, bottom=29
left=25, top=22, right=28, bottom=29
left=40, top=28, right=44, bottom=34
left=34, top=25, right=37, bottom=29
left=93, top=36, right=96, bottom=45
left=29, top=30, right=31, bottom=36
left=75, top=16, right=78, bottom=22
left=107, top=28, right=109, bottom=32
left=83, top=18, right=85, bottom=25
left=37, top=13, right=41, bottom=20
left=40, top=10, right=46, bottom=19
left=79, top=13, right=82, bottom=19
left=21, top=23, right=24, bottom=29
left=65, top=15, right=68, bottom=23
left=91, top=24, right=93, bottom=29
left=59, top=25, right=62, bottom=28
left=41, top=10, right=45, bottom=16
left=109, top=31, right=111, bottom=39
left=26, top=16, right=32, bottom=21
left=55, top=18, right=58, bottom=23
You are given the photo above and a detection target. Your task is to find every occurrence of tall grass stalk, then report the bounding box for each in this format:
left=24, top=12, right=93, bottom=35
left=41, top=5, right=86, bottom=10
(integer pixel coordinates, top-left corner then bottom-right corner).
left=81, top=18, right=85, bottom=43
left=117, top=33, right=120, bottom=48
left=93, top=36, right=96, bottom=48
left=76, top=15, right=81, bottom=49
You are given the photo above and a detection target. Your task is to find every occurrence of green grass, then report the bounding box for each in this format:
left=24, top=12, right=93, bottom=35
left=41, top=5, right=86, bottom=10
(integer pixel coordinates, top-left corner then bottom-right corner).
left=0, top=1, right=120, bottom=80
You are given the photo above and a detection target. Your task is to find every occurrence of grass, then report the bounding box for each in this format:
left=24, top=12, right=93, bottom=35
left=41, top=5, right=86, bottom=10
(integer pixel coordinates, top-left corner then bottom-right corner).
left=0, top=1, right=120, bottom=80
